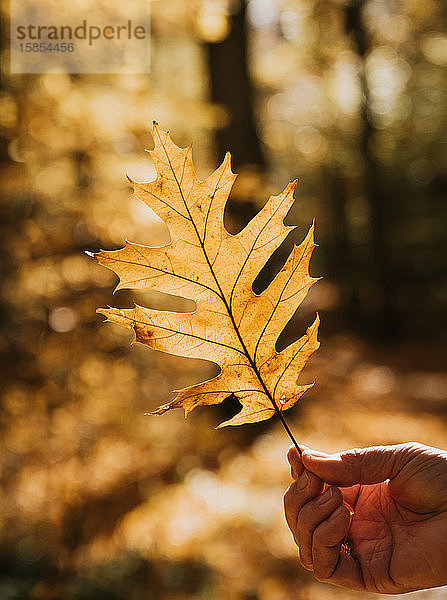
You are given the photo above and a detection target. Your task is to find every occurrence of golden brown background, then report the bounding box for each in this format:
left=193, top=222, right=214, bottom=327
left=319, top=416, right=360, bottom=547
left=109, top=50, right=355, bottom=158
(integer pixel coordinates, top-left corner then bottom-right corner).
left=1, top=1, right=446, bottom=598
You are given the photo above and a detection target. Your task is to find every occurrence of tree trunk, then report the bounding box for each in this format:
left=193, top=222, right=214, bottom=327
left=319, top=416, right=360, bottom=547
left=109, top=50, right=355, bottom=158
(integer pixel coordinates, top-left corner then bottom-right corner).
left=206, top=0, right=265, bottom=170
left=343, top=0, right=400, bottom=339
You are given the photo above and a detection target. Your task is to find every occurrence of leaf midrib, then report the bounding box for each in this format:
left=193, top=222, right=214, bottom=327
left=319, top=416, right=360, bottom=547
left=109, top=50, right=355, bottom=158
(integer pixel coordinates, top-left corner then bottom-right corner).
left=157, top=131, right=282, bottom=415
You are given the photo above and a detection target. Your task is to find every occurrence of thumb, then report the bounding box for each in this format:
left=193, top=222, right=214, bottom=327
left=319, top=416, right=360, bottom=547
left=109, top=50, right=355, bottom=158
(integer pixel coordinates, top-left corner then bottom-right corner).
left=302, top=444, right=413, bottom=487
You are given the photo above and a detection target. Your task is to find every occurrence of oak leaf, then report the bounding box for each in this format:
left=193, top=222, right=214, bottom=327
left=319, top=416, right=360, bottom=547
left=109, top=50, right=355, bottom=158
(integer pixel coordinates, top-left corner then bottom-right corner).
left=96, top=122, right=320, bottom=428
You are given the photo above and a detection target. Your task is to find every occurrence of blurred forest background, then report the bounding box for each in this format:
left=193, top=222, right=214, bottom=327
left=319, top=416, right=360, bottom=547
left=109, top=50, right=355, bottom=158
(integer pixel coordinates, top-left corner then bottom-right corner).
left=1, top=0, right=447, bottom=599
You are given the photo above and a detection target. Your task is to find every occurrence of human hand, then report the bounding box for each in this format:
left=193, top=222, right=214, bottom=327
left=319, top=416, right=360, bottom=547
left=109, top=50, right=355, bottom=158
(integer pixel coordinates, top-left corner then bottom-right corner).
left=283, top=442, right=447, bottom=594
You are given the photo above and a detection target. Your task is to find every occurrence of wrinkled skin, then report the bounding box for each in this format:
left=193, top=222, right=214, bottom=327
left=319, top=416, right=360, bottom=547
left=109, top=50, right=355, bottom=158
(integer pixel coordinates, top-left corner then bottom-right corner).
left=283, top=442, right=447, bottom=594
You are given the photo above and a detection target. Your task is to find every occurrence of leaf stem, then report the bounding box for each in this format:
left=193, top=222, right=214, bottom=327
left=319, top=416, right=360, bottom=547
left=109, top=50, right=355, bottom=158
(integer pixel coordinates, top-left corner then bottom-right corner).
left=278, top=411, right=302, bottom=455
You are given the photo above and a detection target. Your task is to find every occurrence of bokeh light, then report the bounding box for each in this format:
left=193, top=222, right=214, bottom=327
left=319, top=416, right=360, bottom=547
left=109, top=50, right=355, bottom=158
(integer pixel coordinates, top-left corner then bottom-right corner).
left=1, top=0, right=446, bottom=598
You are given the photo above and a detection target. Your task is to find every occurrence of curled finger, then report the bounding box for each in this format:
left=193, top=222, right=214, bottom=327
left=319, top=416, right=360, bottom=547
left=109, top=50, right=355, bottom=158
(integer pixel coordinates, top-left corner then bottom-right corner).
left=312, top=504, right=351, bottom=581
left=296, top=486, right=343, bottom=569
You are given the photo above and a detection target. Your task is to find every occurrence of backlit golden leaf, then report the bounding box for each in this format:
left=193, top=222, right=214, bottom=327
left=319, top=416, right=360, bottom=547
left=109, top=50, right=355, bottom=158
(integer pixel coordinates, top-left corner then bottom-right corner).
left=96, top=122, right=320, bottom=427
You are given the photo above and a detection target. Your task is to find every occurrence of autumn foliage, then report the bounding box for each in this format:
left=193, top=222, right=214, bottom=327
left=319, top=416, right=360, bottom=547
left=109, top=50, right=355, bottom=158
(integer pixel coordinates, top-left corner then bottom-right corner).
left=96, top=123, right=320, bottom=427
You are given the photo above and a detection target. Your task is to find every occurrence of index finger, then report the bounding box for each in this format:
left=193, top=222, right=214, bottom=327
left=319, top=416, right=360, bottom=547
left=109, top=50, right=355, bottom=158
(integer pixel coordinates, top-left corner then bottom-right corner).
left=287, top=446, right=305, bottom=480
left=283, top=460, right=324, bottom=541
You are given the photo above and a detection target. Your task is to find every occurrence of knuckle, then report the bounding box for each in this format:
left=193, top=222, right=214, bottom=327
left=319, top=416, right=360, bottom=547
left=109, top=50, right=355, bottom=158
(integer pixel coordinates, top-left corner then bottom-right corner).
left=340, top=448, right=363, bottom=482
left=312, top=555, right=335, bottom=582
left=391, top=442, right=430, bottom=476
left=297, top=489, right=343, bottom=534
left=296, top=470, right=310, bottom=491
left=283, top=487, right=294, bottom=513
left=314, top=506, right=348, bottom=545
left=298, top=553, right=313, bottom=571
left=306, top=472, right=324, bottom=496
left=401, top=441, right=427, bottom=455
left=312, top=522, right=327, bottom=546
left=296, top=504, right=313, bottom=531
left=313, top=567, right=332, bottom=583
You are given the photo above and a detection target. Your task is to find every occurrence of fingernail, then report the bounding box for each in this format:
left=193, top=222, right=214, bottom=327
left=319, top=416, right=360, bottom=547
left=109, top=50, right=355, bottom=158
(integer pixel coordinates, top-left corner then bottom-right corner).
left=316, top=487, right=335, bottom=505
left=287, top=447, right=299, bottom=468
left=301, top=451, right=311, bottom=463
left=297, top=470, right=310, bottom=491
